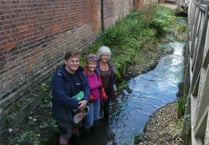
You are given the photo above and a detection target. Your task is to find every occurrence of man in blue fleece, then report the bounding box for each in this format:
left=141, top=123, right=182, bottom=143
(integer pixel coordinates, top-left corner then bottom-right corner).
left=51, top=51, right=90, bottom=145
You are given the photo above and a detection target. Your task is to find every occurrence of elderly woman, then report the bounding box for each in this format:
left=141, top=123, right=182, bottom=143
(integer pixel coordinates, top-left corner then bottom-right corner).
left=82, top=54, right=103, bottom=132
left=97, top=46, right=117, bottom=120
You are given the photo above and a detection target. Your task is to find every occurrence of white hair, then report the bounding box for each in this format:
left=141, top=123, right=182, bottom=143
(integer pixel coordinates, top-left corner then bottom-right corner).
left=97, top=45, right=112, bottom=59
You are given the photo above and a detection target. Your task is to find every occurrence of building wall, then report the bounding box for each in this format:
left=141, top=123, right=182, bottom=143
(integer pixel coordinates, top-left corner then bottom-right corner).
left=0, top=0, right=157, bottom=133
left=103, top=0, right=133, bottom=28
left=0, top=0, right=101, bottom=118
left=0, top=0, right=135, bottom=133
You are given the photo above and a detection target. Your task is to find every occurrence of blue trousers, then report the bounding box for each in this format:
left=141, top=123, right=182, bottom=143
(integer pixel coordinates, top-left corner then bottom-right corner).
left=84, top=99, right=101, bottom=129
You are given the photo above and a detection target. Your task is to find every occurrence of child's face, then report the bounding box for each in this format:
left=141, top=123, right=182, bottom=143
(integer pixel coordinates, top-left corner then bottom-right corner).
left=87, top=61, right=97, bottom=72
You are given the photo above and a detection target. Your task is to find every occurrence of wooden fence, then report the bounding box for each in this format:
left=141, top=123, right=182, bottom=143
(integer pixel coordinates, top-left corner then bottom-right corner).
left=182, top=0, right=209, bottom=144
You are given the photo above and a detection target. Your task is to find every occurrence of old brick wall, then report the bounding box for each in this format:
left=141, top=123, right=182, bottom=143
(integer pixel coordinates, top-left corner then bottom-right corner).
left=134, top=0, right=145, bottom=9
left=103, top=0, right=134, bottom=28
left=0, top=0, right=158, bottom=133
left=103, top=0, right=158, bottom=28
left=0, top=0, right=101, bottom=125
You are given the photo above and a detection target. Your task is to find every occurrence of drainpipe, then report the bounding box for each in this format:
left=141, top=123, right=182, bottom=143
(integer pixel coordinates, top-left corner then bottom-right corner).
left=101, top=0, right=104, bottom=31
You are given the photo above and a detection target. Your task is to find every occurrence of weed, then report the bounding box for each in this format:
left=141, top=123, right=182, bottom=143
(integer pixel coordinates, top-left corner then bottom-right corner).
left=1, top=4, right=183, bottom=145
left=150, top=6, right=175, bottom=36
left=16, top=130, right=42, bottom=145
left=177, top=96, right=187, bottom=118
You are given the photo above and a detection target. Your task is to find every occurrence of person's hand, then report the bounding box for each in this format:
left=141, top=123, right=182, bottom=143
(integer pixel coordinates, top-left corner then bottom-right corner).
left=114, top=91, right=118, bottom=97
left=78, top=100, right=88, bottom=111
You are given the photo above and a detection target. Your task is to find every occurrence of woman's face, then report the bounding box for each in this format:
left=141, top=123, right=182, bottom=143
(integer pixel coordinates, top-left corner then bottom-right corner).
left=87, top=61, right=97, bottom=72
left=100, top=54, right=109, bottom=63
left=65, top=56, right=80, bottom=73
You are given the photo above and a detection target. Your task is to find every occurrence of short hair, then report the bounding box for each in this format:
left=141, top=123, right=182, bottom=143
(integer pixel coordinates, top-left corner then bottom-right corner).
left=64, top=51, right=80, bottom=60
left=97, top=45, right=112, bottom=59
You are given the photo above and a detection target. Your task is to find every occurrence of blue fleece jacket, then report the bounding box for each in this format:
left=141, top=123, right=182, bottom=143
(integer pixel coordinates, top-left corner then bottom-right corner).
left=51, top=64, right=90, bottom=122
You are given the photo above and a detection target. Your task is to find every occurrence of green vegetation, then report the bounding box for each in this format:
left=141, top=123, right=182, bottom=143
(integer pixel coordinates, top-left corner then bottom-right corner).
left=151, top=6, right=175, bottom=36
left=84, top=5, right=175, bottom=88
left=177, top=96, right=187, bottom=118
left=2, top=5, right=182, bottom=145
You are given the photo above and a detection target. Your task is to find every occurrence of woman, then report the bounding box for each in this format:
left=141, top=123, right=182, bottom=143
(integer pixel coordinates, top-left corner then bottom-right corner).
left=97, top=46, right=117, bottom=120
left=83, top=54, right=107, bottom=131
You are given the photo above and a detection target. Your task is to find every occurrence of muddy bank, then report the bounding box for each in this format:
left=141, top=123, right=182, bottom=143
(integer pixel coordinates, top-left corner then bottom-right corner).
left=128, top=42, right=184, bottom=145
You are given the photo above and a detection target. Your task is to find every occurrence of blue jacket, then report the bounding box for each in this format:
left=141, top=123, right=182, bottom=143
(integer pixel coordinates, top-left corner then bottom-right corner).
left=51, top=64, right=90, bottom=122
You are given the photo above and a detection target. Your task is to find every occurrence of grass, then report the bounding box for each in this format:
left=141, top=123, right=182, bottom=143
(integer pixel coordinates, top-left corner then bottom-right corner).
left=177, top=96, right=187, bottom=118
left=1, top=4, right=183, bottom=145
left=84, top=5, right=175, bottom=87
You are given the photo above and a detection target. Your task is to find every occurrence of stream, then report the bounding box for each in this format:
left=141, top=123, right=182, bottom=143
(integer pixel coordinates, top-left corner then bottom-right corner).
left=109, top=41, right=185, bottom=145
left=65, top=41, right=185, bottom=145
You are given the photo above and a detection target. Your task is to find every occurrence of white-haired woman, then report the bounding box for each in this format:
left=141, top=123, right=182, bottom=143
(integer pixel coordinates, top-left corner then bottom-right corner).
left=97, top=46, right=117, bottom=120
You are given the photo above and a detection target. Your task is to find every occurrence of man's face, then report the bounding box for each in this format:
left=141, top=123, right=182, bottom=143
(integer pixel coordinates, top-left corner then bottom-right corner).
left=65, top=56, right=80, bottom=73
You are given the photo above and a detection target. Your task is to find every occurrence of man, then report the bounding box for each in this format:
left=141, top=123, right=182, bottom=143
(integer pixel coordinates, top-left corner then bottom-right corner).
left=51, top=51, right=89, bottom=145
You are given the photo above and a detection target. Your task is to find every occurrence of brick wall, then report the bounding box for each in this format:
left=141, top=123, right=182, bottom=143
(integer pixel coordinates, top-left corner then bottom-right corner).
left=134, top=0, right=145, bottom=9
left=0, top=0, right=157, bottom=133
left=103, top=0, right=134, bottom=28
left=0, top=0, right=101, bottom=121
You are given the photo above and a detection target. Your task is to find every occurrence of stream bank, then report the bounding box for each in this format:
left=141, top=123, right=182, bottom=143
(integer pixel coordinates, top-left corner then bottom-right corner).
left=132, top=7, right=187, bottom=145
left=0, top=4, right=187, bottom=145
left=134, top=102, right=184, bottom=145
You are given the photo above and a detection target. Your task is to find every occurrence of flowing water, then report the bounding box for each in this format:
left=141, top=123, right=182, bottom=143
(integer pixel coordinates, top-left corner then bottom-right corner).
left=49, top=41, right=185, bottom=145
left=108, top=42, right=185, bottom=145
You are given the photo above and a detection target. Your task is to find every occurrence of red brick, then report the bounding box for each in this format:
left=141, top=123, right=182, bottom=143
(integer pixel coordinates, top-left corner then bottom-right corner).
left=5, top=42, right=15, bottom=50
left=0, top=0, right=159, bottom=134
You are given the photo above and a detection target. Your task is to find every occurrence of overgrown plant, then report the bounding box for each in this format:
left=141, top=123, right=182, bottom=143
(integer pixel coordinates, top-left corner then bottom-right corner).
left=150, top=6, right=175, bottom=36
left=1, top=5, right=179, bottom=145
left=86, top=6, right=163, bottom=85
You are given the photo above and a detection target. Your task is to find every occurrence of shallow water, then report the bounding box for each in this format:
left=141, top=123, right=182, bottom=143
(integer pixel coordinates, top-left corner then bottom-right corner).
left=108, top=42, right=185, bottom=145
left=49, top=42, right=185, bottom=145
